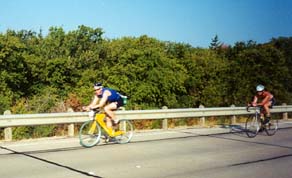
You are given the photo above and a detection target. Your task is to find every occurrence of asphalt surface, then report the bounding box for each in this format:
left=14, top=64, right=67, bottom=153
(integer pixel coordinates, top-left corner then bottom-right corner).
left=1, top=120, right=292, bottom=178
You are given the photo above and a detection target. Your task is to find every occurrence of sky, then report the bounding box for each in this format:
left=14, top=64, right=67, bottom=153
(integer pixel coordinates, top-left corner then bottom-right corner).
left=1, top=0, right=292, bottom=48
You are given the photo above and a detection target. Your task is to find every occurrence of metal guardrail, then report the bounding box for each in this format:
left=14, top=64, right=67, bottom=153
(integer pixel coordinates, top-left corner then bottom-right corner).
left=1, top=104, right=291, bottom=141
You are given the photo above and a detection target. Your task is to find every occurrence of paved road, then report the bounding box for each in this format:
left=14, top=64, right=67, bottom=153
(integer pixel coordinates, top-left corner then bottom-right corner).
left=1, top=121, right=292, bottom=178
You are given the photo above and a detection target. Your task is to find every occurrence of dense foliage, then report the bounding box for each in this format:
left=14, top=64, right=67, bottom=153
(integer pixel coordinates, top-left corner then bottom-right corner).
left=1, top=26, right=292, bottom=114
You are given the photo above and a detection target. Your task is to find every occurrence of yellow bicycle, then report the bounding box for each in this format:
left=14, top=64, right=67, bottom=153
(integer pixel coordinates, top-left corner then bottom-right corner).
left=79, top=109, right=133, bottom=147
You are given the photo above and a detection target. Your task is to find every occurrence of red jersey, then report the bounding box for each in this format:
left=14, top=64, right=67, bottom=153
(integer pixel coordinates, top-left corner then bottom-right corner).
left=253, top=91, right=274, bottom=105
left=256, top=91, right=273, bottom=99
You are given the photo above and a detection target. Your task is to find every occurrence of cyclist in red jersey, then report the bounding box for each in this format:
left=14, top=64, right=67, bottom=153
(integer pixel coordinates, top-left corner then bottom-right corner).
left=250, top=84, right=275, bottom=124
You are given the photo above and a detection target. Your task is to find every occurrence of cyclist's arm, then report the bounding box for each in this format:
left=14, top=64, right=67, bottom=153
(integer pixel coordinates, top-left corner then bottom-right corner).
left=93, top=90, right=111, bottom=108
left=83, top=95, right=100, bottom=111
left=251, top=96, right=258, bottom=106
left=258, top=95, right=271, bottom=106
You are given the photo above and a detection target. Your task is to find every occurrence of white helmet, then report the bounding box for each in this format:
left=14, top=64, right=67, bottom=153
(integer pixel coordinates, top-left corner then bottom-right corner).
left=256, top=84, right=265, bottom=92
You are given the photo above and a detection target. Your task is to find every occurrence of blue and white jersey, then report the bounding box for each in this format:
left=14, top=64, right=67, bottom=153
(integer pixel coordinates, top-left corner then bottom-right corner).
left=97, top=88, right=121, bottom=102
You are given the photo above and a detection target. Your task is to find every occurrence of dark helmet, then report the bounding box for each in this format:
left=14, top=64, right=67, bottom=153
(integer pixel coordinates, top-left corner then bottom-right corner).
left=93, top=82, right=103, bottom=90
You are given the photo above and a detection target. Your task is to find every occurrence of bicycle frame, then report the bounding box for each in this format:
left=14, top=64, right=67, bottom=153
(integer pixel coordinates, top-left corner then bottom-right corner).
left=245, top=106, right=261, bottom=137
left=79, top=109, right=134, bottom=147
left=247, top=105, right=262, bottom=114
left=90, top=110, right=124, bottom=137
left=245, top=105, right=278, bottom=137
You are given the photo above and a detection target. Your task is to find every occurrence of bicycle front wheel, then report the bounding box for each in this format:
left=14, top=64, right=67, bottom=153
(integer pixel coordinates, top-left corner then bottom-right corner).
left=265, top=118, right=278, bottom=136
left=115, top=120, right=134, bottom=144
left=245, top=115, right=260, bottom=138
left=79, top=120, right=101, bottom=148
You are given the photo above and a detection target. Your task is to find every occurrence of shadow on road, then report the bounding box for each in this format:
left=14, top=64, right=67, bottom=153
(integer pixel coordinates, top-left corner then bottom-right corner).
left=1, top=126, right=292, bottom=175
left=229, top=153, right=292, bottom=167
left=0, top=146, right=103, bottom=178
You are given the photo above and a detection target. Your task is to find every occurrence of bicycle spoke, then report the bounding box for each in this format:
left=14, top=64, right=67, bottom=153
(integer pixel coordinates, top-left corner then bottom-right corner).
left=265, top=119, right=278, bottom=136
left=245, top=115, right=260, bottom=138
left=115, top=120, right=133, bottom=144
left=79, top=120, right=101, bottom=147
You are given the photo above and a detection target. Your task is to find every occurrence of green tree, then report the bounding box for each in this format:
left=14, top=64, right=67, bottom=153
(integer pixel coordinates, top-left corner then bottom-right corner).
left=270, top=37, right=292, bottom=98
left=0, top=30, right=30, bottom=99
left=183, top=48, right=229, bottom=107
left=225, top=42, right=290, bottom=105
left=99, top=36, right=188, bottom=108
left=209, top=34, right=222, bottom=50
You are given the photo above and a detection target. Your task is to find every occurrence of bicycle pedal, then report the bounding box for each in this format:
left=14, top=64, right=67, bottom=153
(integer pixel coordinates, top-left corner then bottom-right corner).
left=101, top=135, right=108, bottom=139
left=267, top=123, right=273, bottom=128
left=259, top=127, right=266, bottom=132
left=105, top=137, right=117, bottom=143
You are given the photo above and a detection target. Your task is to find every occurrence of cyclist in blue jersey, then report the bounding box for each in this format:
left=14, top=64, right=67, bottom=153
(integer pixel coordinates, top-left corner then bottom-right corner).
left=82, top=82, right=124, bottom=130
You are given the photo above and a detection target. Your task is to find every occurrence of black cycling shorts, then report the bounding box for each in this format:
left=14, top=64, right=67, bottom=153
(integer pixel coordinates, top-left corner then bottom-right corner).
left=269, top=98, right=276, bottom=108
left=116, top=97, right=124, bottom=108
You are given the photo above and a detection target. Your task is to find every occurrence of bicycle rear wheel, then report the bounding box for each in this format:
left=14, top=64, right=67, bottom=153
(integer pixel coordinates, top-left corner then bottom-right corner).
left=265, top=118, right=278, bottom=136
left=79, top=120, right=101, bottom=147
left=115, top=120, right=133, bottom=144
left=245, top=115, right=260, bottom=138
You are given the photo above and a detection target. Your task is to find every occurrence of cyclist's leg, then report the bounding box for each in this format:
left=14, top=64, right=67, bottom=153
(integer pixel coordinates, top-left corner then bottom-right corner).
left=259, top=111, right=265, bottom=123
left=105, top=116, right=112, bottom=128
left=257, top=107, right=265, bottom=132
left=259, top=113, right=265, bottom=132
left=263, top=102, right=272, bottom=124
left=104, top=102, right=119, bottom=136
left=104, top=99, right=124, bottom=124
left=265, top=99, right=278, bottom=136
left=104, top=102, right=119, bottom=121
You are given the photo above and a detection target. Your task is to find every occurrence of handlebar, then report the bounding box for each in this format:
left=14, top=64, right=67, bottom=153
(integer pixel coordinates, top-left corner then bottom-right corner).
left=246, top=106, right=251, bottom=112
left=90, top=108, right=100, bottom=112
left=82, top=106, right=100, bottom=112
left=246, top=105, right=263, bottom=112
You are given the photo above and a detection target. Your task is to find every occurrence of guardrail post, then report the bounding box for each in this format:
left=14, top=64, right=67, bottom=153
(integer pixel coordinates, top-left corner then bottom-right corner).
left=199, top=105, right=205, bottom=127
left=231, top=104, right=236, bottom=124
left=282, top=103, right=288, bottom=120
left=3, top=110, right=12, bottom=141
left=67, top=108, right=74, bottom=137
left=162, top=106, right=168, bottom=130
